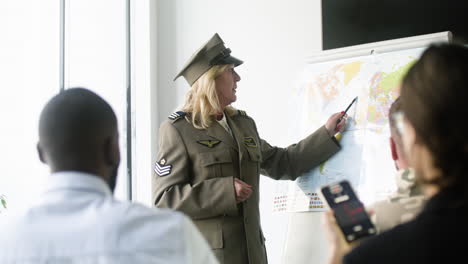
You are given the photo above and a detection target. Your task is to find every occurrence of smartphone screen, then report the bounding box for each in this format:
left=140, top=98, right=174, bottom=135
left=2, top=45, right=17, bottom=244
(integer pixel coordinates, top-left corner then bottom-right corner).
left=321, top=180, right=376, bottom=242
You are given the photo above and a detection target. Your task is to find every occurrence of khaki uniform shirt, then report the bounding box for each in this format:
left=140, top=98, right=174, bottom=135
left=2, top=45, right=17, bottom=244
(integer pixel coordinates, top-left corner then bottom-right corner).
left=370, top=168, right=426, bottom=233
left=153, top=109, right=340, bottom=264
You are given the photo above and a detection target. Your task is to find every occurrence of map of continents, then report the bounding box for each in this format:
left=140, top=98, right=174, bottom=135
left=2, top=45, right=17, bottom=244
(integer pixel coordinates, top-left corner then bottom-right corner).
left=274, top=48, right=425, bottom=212
left=367, top=59, right=417, bottom=128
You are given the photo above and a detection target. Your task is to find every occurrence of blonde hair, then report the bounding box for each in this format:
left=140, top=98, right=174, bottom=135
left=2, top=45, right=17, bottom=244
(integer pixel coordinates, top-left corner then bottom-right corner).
left=182, top=64, right=234, bottom=129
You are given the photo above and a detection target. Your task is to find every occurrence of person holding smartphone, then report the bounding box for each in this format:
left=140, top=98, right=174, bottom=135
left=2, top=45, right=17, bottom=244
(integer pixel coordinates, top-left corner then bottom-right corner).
left=324, top=43, right=468, bottom=264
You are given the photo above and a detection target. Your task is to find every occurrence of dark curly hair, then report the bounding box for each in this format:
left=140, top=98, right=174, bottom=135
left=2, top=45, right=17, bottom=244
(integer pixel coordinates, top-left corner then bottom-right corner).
left=400, top=43, right=468, bottom=190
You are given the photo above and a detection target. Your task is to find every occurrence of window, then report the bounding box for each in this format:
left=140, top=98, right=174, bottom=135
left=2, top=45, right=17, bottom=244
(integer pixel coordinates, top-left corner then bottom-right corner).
left=64, top=0, right=129, bottom=200
left=0, top=0, right=60, bottom=210
left=0, top=0, right=148, bottom=211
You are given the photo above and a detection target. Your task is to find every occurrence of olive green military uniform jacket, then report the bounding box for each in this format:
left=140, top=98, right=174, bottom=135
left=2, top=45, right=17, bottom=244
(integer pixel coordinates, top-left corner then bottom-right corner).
left=153, top=109, right=340, bottom=264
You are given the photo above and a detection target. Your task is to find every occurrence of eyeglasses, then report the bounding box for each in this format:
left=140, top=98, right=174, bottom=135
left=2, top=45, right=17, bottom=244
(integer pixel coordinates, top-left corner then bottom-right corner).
left=392, top=111, right=405, bottom=136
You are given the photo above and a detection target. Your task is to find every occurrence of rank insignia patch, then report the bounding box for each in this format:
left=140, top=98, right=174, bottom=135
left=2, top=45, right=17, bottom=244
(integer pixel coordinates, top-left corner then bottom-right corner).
left=154, top=158, right=172, bottom=177
left=244, top=137, right=257, bottom=148
left=168, top=111, right=186, bottom=121
left=197, top=140, right=221, bottom=148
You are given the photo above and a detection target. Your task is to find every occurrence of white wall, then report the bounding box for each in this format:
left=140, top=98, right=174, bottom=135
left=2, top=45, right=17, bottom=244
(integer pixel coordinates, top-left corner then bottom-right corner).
left=153, top=1, right=323, bottom=263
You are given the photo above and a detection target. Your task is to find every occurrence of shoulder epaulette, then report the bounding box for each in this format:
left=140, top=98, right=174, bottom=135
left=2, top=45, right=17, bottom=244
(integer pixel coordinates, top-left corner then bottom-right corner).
left=168, top=111, right=187, bottom=121
left=238, top=110, right=248, bottom=117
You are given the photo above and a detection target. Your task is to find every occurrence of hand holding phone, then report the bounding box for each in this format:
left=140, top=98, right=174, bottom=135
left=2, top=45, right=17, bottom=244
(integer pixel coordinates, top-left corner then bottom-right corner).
left=321, top=180, right=376, bottom=243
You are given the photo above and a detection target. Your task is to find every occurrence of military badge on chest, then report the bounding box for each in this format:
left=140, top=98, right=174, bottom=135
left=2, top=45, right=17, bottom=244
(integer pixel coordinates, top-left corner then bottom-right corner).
left=244, top=136, right=257, bottom=148
left=154, top=158, right=172, bottom=177
left=197, top=140, right=221, bottom=148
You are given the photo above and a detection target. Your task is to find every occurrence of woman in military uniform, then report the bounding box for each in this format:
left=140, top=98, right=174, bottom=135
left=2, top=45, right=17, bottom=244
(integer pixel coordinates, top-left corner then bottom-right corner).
left=153, top=33, right=346, bottom=264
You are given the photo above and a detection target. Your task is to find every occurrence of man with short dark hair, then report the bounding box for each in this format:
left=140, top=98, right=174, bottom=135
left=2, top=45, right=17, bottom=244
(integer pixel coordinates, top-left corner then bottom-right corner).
left=0, top=88, right=218, bottom=264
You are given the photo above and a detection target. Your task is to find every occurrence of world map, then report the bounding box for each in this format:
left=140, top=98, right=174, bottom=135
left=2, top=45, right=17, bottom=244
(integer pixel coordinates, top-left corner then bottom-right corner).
left=273, top=48, right=423, bottom=212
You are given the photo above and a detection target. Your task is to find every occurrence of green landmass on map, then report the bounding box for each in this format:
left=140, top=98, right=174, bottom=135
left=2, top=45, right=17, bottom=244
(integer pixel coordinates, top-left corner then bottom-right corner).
left=378, top=59, right=416, bottom=94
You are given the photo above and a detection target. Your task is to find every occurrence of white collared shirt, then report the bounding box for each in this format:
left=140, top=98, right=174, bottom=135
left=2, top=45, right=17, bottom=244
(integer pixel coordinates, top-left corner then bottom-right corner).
left=0, top=171, right=218, bottom=264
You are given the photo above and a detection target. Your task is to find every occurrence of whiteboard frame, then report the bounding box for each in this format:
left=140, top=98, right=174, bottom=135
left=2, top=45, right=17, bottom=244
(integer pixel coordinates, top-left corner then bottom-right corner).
left=307, top=31, right=452, bottom=64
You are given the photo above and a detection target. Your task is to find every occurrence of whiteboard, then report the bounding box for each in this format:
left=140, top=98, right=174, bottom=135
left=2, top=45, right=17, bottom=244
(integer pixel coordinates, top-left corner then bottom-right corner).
left=277, top=32, right=451, bottom=264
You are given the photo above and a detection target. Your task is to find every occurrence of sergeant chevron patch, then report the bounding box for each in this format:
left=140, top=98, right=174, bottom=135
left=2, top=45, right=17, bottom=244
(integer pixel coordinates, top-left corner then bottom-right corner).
left=197, top=140, right=221, bottom=148
left=154, top=158, right=172, bottom=177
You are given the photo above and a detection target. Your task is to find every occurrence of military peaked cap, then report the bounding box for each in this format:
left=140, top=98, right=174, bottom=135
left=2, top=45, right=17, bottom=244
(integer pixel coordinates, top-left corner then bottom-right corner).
left=174, top=33, right=243, bottom=86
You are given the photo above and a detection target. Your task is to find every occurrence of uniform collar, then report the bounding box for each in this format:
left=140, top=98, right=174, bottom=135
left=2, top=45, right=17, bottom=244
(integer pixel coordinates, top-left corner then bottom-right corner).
left=224, top=106, right=238, bottom=117
left=44, top=171, right=112, bottom=197
left=225, top=113, right=250, bottom=159
left=206, top=112, right=237, bottom=150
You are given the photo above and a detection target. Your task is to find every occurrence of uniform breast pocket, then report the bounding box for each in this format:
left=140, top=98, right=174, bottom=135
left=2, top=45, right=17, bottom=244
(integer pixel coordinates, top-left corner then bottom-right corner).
left=245, top=147, right=261, bottom=164
left=199, top=150, right=233, bottom=179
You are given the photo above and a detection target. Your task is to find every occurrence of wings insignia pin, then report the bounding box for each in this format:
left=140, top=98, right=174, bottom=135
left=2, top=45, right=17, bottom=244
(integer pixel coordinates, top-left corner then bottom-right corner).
left=154, top=158, right=172, bottom=177
left=197, top=140, right=221, bottom=148
left=244, top=136, right=257, bottom=148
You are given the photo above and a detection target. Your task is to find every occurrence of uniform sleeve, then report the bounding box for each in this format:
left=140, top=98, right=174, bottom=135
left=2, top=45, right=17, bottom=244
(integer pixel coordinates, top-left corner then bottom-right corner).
left=152, top=121, right=238, bottom=219
left=183, top=217, right=220, bottom=264
left=259, top=125, right=341, bottom=180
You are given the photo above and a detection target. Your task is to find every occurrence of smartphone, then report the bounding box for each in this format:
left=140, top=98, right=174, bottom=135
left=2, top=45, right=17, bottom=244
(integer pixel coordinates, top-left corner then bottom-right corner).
left=321, top=180, right=376, bottom=242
